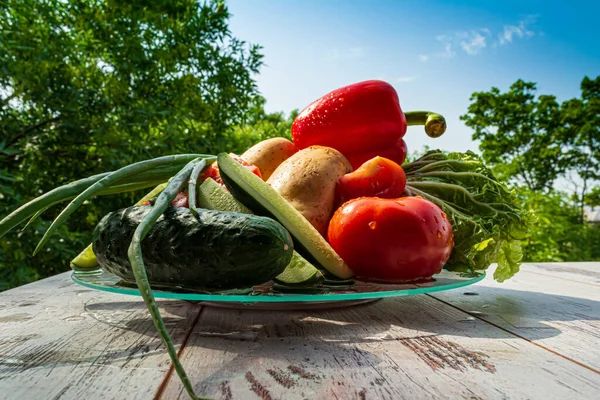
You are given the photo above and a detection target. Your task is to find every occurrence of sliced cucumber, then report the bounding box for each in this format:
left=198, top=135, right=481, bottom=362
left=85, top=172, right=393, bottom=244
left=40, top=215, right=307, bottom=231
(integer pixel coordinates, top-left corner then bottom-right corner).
left=196, top=174, right=321, bottom=284
left=70, top=244, right=98, bottom=270
left=274, top=251, right=323, bottom=285
left=217, top=152, right=354, bottom=279
left=197, top=178, right=251, bottom=214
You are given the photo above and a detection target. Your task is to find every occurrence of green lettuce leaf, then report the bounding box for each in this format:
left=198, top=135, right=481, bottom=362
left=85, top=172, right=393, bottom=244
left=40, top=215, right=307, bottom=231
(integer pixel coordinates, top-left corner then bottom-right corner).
left=403, top=150, right=535, bottom=282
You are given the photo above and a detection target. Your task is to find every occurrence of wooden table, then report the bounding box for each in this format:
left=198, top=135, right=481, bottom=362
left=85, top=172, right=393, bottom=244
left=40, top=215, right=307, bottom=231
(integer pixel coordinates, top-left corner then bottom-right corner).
left=1, top=262, right=599, bottom=400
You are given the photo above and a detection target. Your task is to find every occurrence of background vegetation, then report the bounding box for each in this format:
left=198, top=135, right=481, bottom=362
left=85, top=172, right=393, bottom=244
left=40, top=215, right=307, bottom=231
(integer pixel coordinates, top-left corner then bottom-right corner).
left=1, top=0, right=598, bottom=290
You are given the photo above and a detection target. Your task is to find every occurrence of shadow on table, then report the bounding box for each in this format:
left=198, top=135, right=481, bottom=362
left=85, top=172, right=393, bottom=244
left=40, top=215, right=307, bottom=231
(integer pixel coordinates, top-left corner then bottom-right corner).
left=84, top=285, right=599, bottom=344
left=73, top=288, right=600, bottom=397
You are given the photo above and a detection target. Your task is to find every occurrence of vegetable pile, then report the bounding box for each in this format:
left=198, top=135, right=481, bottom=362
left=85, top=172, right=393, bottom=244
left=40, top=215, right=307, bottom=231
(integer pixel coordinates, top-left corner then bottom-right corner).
left=0, top=79, right=534, bottom=399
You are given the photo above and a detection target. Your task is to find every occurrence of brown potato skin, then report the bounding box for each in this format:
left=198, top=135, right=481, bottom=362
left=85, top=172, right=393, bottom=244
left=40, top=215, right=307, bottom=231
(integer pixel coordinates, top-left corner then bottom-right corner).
left=267, top=146, right=352, bottom=236
left=241, top=137, right=298, bottom=181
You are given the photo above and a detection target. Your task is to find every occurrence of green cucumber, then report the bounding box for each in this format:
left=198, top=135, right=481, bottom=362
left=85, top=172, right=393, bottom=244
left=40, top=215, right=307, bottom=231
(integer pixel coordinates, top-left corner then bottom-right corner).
left=71, top=182, right=169, bottom=271
left=274, top=251, right=323, bottom=285
left=197, top=177, right=251, bottom=214
left=217, top=152, right=354, bottom=279
left=93, top=205, right=294, bottom=290
left=196, top=177, right=322, bottom=285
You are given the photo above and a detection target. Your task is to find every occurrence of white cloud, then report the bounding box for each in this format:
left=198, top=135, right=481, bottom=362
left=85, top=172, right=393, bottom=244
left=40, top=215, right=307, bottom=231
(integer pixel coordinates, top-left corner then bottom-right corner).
left=420, top=16, right=539, bottom=61
left=435, top=34, right=458, bottom=58
left=498, top=15, right=537, bottom=45
left=460, top=31, right=488, bottom=55
left=327, top=47, right=365, bottom=60
left=434, top=30, right=490, bottom=58
left=396, top=76, right=416, bottom=83
left=439, top=43, right=456, bottom=58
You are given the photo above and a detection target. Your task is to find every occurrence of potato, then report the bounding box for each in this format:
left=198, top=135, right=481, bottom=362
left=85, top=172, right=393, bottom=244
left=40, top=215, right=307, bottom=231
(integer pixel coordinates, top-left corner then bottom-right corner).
left=267, top=146, right=352, bottom=236
left=241, top=137, right=298, bottom=181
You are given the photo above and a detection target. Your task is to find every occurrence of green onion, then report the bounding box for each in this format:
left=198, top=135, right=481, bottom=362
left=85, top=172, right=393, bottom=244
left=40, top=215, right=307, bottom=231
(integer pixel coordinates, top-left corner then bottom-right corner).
left=33, top=155, right=207, bottom=255
left=127, top=157, right=207, bottom=400
left=188, top=159, right=209, bottom=217
left=0, top=155, right=212, bottom=240
left=18, top=180, right=166, bottom=234
left=0, top=171, right=110, bottom=239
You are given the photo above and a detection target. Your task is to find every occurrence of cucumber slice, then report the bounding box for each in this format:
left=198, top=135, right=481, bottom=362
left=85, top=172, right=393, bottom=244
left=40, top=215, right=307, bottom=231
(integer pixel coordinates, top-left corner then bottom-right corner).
left=196, top=175, right=321, bottom=285
left=70, top=244, right=98, bottom=270
left=217, top=152, right=354, bottom=279
left=274, top=251, right=323, bottom=285
left=197, top=178, right=251, bottom=214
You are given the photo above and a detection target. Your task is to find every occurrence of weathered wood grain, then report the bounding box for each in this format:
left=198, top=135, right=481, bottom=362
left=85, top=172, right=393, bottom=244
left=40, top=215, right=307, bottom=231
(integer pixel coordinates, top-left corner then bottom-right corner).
left=0, top=272, right=202, bottom=400
left=2, top=264, right=600, bottom=400
left=432, top=263, right=600, bottom=372
left=522, top=262, right=600, bottom=286
left=160, top=294, right=600, bottom=400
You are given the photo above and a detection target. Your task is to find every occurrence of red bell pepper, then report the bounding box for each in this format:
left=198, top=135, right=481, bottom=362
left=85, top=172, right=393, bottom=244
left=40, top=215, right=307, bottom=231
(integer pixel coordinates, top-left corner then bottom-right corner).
left=292, top=80, right=406, bottom=155
left=338, top=156, right=406, bottom=203
left=291, top=79, right=447, bottom=163
left=327, top=197, right=454, bottom=282
left=346, top=138, right=407, bottom=170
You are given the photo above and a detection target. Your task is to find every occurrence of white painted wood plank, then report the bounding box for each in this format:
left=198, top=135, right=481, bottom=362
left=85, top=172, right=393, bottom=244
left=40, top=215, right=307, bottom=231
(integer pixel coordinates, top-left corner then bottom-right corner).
left=161, top=295, right=600, bottom=400
left=432, top=263, right=600, bottom=371
left=522, top=262, right=600, bottom=285
left=0, top=272, right=201, bottom=400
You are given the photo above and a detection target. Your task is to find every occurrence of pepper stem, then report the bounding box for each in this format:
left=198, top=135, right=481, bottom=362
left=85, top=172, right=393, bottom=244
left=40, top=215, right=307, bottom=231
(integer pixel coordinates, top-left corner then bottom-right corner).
left=404, top=111, right=447, bottom=138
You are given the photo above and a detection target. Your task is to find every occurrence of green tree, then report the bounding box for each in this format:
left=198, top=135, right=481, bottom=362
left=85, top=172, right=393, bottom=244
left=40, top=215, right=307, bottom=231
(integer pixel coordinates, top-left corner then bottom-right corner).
left=520, top=189, right=600, bottom=262
left=228, top=97, right=297, bottom=153
left=0, top=0, right=269, bottom=290
left=461, top=76, right=600, bottom=222
left=562, top=76, right=600, bottom=219
left=585, top=186, right=600, bottom=207
left=461, top=76, right=600, bottom=263
left=460, top=80, right=565, bottom=193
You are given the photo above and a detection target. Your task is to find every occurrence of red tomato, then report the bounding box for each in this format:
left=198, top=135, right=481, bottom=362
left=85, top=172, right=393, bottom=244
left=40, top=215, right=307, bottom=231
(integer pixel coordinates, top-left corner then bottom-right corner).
left=170, top=192, right=189, bottom=208
left=346, top=138, right=407, bottom=171
left=338, top=156, right=406, bottom=203
left=139, top=191, right=189, bottom=207
left=202, top=153, right=262, bottom=185
left=327, top=197, right=454, bottom=282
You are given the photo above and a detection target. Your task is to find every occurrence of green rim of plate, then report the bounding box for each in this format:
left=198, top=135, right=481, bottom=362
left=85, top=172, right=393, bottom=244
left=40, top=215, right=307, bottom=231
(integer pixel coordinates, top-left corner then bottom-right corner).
left=71, top=268, right=485, bottom=303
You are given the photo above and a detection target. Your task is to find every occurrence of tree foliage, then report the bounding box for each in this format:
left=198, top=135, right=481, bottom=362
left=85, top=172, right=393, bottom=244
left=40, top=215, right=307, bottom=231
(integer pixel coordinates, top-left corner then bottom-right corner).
left=519, top=189, right=600, bottom=262
left=461, top=76, right=600, bottom=221
left=462, top=76, right=600, bottom=262
left=460, top=80, right=565, bottom=192
left=0, top=0, right=293, bottom=290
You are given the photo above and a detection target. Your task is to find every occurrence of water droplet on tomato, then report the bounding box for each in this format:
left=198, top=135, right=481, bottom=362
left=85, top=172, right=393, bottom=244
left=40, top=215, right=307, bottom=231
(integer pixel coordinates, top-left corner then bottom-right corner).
left=437, top=230, right=443, bottom=238
left=434, top=216, right=439, bottom=224
left=441, top=212, right=447, bottom=219
left=368, top=221, right=377, bottom=230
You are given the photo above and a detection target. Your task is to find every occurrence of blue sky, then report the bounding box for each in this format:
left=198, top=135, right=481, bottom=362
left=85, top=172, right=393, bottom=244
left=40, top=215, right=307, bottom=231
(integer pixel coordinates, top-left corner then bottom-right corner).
left=227, top=0, right=600, bottom=155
